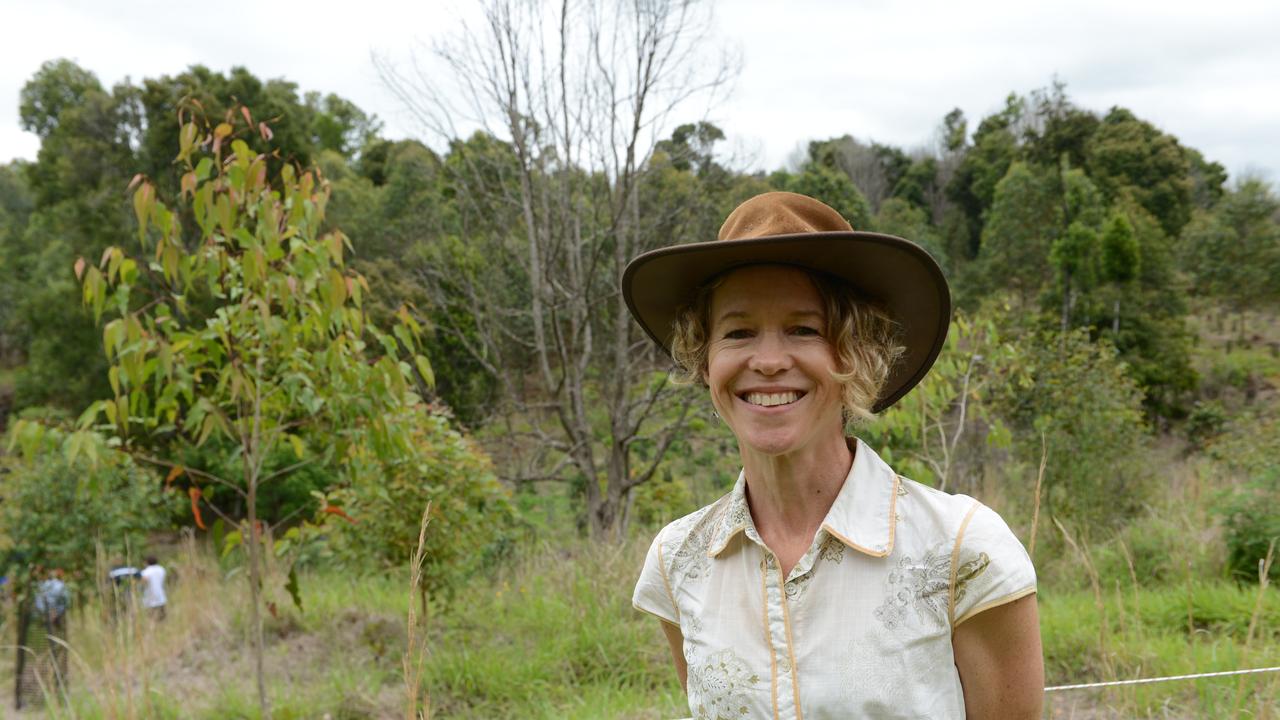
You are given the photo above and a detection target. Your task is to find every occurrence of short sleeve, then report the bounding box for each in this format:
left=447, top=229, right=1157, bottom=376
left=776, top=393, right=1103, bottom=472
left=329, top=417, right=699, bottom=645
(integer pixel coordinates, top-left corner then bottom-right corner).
left=632, top=526, right=680, bottom=625
left=951, top=502, right=1037, bottom=627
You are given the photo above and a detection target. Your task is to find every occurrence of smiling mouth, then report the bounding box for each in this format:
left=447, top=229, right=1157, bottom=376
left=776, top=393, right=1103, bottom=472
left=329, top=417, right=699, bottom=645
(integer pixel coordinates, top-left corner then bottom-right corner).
left=741, top=391, right=805, bottom=407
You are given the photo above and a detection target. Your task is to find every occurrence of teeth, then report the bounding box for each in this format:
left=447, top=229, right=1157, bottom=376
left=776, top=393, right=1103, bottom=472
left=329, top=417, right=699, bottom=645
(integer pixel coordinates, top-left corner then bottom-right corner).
left=745, top=391, right=800, bottom=407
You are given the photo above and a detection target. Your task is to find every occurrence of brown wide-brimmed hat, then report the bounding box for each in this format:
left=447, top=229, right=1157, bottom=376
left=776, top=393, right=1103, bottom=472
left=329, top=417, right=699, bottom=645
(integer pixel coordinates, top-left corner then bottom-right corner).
left=622, top=191, right=951, bottom=413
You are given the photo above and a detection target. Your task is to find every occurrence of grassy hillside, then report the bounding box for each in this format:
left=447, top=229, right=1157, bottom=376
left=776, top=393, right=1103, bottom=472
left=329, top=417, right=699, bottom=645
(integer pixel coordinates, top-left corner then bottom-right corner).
left=2, top=527, right=1276, bottom=718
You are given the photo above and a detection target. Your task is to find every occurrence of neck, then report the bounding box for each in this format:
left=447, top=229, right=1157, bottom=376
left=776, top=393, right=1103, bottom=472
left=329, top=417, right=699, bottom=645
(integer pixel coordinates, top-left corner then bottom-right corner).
left=741, top=432, right=854, bottom=540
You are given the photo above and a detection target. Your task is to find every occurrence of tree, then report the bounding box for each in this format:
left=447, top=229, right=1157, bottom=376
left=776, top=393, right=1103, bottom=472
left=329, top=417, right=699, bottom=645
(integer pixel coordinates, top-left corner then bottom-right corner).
left=1047, top=167, right=1105, bottom=329
left=77, top=107, right=433, bottom=717
left=1099, top=211, right=1140, bottom=334
left=1022, top=81, right=1098, bottom=170
left=874, top=196, right=945, bottom=267
left=783, top=163, right=873, bottom=230
left=1181, top=177, right=1280, bottom=322
left=376, top=0, right=737, bottom=538
left=8, top=61, right=136, bottom=412
left=1087, top=107, right=1194, bottom=238
left=948, top=93, right=1026, bottom=258
left=17, top=59, right=103, bottom=139
left=1049, top=221, right=1099, bottom=330
left=0, top=162, right=33, bottom=375
left=804, top=135, right=909, bottom=213
left=304, top=91, right=382, bottom=157
left=5, top=61, right=378, bottom=420
left=976, top=161, right=1061, bottom=304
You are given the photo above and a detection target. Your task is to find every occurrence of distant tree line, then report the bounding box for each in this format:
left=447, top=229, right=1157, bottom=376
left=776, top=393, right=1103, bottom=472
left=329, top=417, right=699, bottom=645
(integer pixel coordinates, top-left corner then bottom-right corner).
left=2, top=55, right=1279, bottom=537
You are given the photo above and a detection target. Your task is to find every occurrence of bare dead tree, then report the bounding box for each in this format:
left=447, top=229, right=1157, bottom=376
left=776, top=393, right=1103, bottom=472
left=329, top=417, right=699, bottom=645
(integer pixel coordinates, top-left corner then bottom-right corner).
left=831, top=137, right=892, bottom=213
left=376, top=0, right=738, bottom=539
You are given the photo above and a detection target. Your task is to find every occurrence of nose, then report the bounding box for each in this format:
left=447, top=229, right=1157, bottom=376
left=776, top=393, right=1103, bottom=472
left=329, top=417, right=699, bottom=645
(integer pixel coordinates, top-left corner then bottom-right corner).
left=747, top=330, right=792, bottom=375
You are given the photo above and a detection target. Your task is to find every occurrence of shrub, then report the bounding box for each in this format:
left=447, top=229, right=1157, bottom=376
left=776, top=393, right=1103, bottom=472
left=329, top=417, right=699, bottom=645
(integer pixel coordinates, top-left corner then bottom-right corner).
left=1202, top=410, right=1280, bottom=583
left=1185, top=400, right=1228, bottom=450
left=1216, top=468, right=1280, bottom=583
left=329, top=410, right=517, bottom=598
left=992, top=327, right=1150, bottom=527
left=0, top=437, right=173, bottom=589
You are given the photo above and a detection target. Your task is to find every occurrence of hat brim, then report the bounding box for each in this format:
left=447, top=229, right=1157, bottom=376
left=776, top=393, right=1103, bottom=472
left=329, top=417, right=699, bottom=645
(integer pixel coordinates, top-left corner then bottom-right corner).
left=622, top=231, right=951, bottom=413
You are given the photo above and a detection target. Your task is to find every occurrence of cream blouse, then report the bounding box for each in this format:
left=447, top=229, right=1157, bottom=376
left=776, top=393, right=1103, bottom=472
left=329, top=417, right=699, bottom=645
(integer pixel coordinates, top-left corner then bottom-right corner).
left=633, top=438, right=1037, bottom=720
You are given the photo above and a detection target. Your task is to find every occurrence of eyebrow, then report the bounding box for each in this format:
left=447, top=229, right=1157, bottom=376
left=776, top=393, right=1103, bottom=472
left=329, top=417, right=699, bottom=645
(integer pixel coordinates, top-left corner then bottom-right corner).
left=714, top=309, right=824, bottom=323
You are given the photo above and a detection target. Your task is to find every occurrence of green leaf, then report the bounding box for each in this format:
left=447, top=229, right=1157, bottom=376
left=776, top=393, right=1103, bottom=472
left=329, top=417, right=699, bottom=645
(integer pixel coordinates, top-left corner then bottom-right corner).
left=231, top=139, right=252, bottom=165
left=119, top=258, right=138, bottom=285
left=194, top=157, right=214, bottom=182
left=415, top=354, right=435, bottom=389
left=178, top=122, right=198, bottom=159
left=393, top=323, right=415, bottom=353
left=326, top=268, right=347, bottom=309
left=288, top=434, right=305, bottom=460
left=221, top=529, right=243, bottom=559
left=133, top=184, right=153, bottom=243
left=284, top=565, right=303, bottom=612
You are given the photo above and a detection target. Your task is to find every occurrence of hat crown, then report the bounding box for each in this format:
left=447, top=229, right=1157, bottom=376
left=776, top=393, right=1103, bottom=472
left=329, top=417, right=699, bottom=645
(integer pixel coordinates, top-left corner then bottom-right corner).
left=717, top=191, right=853, bottom=241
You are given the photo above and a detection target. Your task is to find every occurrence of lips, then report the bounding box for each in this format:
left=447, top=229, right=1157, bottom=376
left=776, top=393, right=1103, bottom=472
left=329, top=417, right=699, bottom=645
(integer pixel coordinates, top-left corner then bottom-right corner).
left=741, top=390, right=805, bottom=407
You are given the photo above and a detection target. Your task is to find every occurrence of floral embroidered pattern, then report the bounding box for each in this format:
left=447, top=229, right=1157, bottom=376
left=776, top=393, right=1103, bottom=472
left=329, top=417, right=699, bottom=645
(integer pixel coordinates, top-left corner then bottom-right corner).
left=952, top=552, right=991, bottom=608
left=689, top=648, right=760, bottom=720
left=684, top=613, right=705, bottom=639
left=710, top=493, right=752, bottom=551
left=667, top=505, right=718, bottom=582
left=873, top=545, right=952, bottom=629
left=818, top=535, right=846, bottom=564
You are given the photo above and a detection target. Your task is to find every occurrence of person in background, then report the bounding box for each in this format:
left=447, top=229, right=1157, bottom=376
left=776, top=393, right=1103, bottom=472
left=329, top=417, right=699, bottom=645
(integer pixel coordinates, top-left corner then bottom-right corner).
left=107, top=561, right=140, bottom=620
left=139, top=556, right=167, bottom=621
left=33, top=567, right=69, bottom=625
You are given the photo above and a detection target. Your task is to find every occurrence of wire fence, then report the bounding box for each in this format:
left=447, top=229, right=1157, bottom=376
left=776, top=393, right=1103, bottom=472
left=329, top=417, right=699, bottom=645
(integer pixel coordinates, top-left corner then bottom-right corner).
left=1045, top=665, right=1280, bottom=692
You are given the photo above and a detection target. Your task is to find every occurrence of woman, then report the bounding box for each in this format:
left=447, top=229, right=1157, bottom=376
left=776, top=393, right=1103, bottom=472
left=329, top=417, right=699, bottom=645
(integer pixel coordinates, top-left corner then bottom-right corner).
left=624, top=192, right=1042, bottom=719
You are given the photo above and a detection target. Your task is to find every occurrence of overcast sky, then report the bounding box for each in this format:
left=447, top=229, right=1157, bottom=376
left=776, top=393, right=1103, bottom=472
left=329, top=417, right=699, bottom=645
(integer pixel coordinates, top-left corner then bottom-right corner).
left=3, top=0, right=1278, bottom=184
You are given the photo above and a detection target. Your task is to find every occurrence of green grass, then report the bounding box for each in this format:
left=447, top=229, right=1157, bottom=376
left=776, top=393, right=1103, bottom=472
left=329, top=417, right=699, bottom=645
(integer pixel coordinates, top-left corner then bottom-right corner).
left=1040, top=580, right=1280, bottom=717
left=1, top=534, right=1275, bottom=718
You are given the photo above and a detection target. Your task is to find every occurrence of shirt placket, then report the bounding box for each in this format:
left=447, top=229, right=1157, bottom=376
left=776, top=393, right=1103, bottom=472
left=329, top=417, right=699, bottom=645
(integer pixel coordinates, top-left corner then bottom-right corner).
left=751, top=532, right=809, bottom=720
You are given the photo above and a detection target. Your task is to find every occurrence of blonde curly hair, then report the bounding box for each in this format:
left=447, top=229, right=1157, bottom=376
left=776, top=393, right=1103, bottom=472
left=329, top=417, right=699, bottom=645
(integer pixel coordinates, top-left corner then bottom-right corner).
left=669, top=267, right=905, bottom=426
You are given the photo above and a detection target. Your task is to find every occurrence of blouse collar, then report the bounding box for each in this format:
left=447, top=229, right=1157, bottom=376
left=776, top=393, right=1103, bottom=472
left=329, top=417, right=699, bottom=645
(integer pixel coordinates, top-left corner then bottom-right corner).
left=706, top=437, right=899, bottom=559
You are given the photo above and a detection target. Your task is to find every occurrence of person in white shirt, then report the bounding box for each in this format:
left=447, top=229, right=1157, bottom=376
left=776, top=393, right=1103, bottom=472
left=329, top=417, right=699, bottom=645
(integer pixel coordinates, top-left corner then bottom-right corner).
left=625, top=192, right=1043, bottom=718
left=139, top=556, right=167, bottom=620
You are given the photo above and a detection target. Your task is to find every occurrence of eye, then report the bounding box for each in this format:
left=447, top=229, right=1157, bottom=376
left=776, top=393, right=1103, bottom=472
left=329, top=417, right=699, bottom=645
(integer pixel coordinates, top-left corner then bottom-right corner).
left=723, top=328, right=753, bottom=340
left=791, top=325, right=822, bottom=337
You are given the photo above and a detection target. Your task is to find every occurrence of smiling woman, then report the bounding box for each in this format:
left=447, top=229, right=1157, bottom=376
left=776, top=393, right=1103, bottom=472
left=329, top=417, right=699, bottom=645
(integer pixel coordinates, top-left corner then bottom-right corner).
left=622, top=192, right=1044, bottom=719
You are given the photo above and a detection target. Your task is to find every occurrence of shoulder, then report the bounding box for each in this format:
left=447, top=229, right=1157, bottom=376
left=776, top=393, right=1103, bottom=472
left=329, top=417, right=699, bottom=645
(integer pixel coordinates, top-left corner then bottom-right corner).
left=892, top=477, right=1029, bottom=563
left=653, top=491, right=735, bottom=555
left=894, top=475, right=985, bottom=534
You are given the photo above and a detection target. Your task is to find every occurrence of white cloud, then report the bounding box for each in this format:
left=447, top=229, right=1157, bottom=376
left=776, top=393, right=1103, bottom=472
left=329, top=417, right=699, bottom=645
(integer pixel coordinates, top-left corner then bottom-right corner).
left=2, top=0, right=1277, bottom=183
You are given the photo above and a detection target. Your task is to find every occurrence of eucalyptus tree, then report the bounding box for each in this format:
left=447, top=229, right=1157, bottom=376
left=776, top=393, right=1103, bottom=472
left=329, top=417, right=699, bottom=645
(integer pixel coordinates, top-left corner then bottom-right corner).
left=78, top=108, right=432, bottom=717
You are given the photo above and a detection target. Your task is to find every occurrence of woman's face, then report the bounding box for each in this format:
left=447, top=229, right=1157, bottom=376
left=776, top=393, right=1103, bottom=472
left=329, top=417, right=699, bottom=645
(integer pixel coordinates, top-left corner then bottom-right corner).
left=704, top=265, right=846, bottom=459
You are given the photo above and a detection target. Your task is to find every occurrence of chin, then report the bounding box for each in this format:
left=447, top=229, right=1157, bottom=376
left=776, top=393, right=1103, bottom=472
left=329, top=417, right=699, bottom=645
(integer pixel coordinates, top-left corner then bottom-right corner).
left=738, top=430, right=807, bottom=457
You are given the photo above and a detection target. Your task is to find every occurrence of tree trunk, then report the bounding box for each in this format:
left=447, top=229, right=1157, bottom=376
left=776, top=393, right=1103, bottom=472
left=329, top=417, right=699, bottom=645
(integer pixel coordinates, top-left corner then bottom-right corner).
left=1060, top=271, right=1072, bottom=332
left=1112, top=299, right=1121, bottom=335
left=246, top=469, right=270, bottom=719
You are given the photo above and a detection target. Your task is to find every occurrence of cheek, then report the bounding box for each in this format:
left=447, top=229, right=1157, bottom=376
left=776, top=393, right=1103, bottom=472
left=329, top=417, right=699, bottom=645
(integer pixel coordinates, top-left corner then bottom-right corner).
left=704, top=352, right=735, bottom=402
